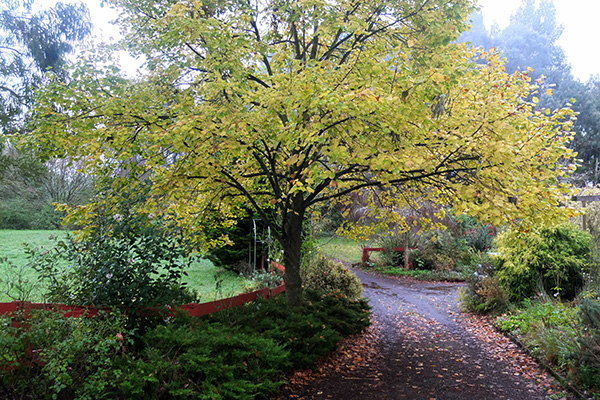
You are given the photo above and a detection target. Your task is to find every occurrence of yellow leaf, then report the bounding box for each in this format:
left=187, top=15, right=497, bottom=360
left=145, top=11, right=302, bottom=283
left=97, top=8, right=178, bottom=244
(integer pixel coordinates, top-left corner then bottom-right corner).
left=546, top=88, right=553, bottom=96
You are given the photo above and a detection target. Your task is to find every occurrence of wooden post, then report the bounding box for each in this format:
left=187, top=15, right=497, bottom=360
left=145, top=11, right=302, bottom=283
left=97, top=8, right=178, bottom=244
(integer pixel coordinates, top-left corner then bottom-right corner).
left=404, top=233, right=410, bottom=270
left=582, top=200, right=587, bottom=231
left=571, top=195, right=600, bottom=231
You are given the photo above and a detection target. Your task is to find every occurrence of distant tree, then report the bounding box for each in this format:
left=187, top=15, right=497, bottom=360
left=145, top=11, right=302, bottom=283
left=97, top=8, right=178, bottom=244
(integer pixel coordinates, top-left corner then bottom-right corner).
left=458, top=11, right=493, bottom=51
left=572, top=77, right=600, bottom=182
left=0, top=0, right=91, bottom=134
left=0, top=1, right=92, bottom=228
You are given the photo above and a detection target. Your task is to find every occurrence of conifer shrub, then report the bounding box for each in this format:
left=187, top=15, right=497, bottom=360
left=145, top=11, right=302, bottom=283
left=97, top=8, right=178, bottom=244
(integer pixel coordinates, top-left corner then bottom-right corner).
left=494, top=223, right=594, bottom=301
left=118, top=319, right=289, bottom=399
left=207, top=289, right=371, bottom=369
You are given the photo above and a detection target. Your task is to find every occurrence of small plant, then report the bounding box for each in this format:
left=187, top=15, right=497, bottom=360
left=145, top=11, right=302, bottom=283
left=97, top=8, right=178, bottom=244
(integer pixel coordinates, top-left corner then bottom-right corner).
left=302, top=257, right=362, bottom=298
left=460, top=256, right=509, bottom=314
left=0, top=246, right=45, bottom=302
left=241, top=270, right=284, bottom=293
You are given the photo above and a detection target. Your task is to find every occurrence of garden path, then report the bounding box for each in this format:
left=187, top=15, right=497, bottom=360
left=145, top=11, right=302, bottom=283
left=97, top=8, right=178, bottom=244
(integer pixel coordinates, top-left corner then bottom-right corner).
left=275, top=268, right=573, bottom=400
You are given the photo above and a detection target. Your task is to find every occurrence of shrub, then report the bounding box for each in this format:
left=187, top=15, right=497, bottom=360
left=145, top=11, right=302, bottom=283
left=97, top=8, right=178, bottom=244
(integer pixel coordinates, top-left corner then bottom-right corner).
left=378, top=233, right=413, bottom=267
left=302, top=257, right=362, bottom=298
left=463, top=223, right=496, bottom=252
left=460, top=257, right=509, bottom=314
left=409, top=230, right=471, bottom=271
left=207, top=290, right=371, bottom=370
left=33, top=185, right=198, bottom=332
left=495, top=223, right=594, bottom=301
left=575, top=299, right=600, bottom=391
left=454, top=215, right=497, bottom=252
left=118, top=319, right=289, bottom=400
left=0, top=308, right=131, bottom=400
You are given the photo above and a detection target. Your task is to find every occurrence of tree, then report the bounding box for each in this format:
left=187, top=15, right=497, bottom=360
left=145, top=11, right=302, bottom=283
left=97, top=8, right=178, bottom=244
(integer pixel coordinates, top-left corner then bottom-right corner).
left=0, top=0, right=91, bottom=135
left=31, top=0, right=578, bottom=307
left=572, top=76, right=600, bottom=182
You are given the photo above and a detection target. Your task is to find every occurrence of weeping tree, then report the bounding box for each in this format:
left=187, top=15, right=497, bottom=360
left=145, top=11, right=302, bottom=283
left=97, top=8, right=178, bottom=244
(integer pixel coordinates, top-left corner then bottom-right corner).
left=0, top=0, right=91, bottom=134
left=31, top=0, right=577, bottom=306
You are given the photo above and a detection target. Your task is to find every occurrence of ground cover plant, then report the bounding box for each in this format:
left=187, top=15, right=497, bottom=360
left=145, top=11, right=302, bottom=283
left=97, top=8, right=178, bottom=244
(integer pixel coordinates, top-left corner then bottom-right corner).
left=495, top=298, right=600, bottom=398
left=0, top=289, right=371, bottom=399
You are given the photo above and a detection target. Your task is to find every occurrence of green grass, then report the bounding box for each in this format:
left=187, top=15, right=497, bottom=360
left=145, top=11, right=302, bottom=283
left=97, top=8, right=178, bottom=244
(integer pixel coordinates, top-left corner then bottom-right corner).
left=0, top=230, right=65, bottom=302
left=316, top=235, right=371, bottom=264
left=0, top=230, right=246, bottom=303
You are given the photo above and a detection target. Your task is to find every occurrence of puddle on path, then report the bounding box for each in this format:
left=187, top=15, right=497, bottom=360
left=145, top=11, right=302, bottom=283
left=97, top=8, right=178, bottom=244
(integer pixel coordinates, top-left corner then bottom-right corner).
left=423, top=285, right=457, bottom=293
left=362, top=281, right=386, bottom=290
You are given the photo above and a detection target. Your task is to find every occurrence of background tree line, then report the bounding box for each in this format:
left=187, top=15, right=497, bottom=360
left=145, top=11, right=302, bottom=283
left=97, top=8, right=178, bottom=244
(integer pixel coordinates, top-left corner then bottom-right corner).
left=460, top=0, right=600, bottom=184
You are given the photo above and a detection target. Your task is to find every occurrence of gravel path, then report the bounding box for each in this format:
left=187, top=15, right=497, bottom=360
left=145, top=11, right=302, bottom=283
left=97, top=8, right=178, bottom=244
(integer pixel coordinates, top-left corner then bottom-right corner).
left=276, top=268, right=572, bottom=400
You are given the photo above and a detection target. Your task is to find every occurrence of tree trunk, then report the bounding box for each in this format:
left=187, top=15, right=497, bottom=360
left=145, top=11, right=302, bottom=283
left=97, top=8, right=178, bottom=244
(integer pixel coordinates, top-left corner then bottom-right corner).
left=282, top=194, right=305, bottom=307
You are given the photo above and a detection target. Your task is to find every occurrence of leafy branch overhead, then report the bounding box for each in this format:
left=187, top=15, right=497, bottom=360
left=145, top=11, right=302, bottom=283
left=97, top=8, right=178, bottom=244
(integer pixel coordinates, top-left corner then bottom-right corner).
left=31, top=0, right=578, bottom=306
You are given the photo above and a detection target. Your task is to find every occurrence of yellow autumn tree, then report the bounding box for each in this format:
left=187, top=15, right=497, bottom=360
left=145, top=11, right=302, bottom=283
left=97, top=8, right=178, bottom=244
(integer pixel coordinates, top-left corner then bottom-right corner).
left=31, top=0, right=577, bottom=306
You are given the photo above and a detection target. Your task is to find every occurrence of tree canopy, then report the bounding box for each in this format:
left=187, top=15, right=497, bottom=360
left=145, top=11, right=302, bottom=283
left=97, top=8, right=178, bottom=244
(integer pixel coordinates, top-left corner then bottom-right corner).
left=31, top=0, right=578, bottom=306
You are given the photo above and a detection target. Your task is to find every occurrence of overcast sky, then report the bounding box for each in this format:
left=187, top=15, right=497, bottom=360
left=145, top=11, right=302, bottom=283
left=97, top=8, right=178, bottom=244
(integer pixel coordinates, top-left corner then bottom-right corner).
left=82, top=0, right=600, bottom=81
left=477, top=0, right=600, bottom=81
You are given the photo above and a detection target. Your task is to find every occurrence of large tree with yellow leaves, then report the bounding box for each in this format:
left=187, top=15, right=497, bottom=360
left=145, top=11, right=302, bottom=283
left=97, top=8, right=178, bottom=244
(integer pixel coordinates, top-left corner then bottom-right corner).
left=31, top=0, right=577, bottom=306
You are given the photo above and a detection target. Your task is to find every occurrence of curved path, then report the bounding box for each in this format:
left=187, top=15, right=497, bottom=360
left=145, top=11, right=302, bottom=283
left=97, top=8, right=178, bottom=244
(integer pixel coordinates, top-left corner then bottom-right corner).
left=277, top=268, right=571, bottom=400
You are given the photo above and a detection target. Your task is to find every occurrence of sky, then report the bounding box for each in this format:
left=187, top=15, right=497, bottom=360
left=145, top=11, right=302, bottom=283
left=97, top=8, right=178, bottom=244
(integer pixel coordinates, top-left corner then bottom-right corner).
left=477, top=0, right=600, bottom=81
left=80, top=0, right=600, bottom=81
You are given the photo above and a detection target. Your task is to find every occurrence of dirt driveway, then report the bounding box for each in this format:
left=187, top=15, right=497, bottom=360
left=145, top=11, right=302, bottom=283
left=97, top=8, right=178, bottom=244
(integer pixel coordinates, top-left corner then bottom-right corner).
left=275, top=268, right=573, bottom=400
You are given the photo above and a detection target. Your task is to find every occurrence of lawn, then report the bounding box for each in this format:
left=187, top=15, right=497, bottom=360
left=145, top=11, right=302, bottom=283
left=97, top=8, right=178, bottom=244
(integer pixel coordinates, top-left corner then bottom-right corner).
left=0, top=230, right=246, bottom=302
left=316, top=235, right=373, bottom=264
